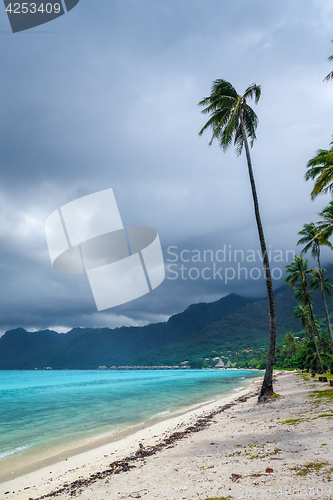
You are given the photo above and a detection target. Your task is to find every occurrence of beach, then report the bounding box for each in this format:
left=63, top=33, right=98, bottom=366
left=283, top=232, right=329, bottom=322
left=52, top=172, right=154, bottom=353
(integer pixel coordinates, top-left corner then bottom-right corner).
left=1, top=371, right=333, bottom=500
left=0, top=369, right=260, bottom=483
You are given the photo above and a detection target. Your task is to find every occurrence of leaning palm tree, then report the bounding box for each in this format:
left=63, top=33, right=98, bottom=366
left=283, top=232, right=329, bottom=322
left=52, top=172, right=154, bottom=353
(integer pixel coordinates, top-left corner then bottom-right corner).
left=285, top=256, right=324, bottom=372
left=305, top=144, right=333, bottom=200
left=198, top=80, right=276, bottom=400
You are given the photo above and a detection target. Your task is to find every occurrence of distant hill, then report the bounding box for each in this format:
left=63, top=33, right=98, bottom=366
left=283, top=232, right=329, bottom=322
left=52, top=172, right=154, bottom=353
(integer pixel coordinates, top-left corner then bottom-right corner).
left=1, top=266, right=332, bottom=369
left=128, top=284, right=302, bottom=366
left=0, top=293, right=257, bottom=369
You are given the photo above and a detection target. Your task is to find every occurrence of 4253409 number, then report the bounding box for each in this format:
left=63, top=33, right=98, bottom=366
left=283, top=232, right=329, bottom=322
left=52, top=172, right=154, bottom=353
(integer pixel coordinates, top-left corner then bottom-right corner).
left=5, top=3, right=61, bottom=14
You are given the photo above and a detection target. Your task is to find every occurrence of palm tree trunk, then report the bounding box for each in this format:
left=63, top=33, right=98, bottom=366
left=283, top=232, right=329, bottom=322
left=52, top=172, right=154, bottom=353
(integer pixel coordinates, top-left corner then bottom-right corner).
left=317, top=251, right=333, bottom=358
left=305, top=292, right=325, bottom=372
left=316, top=330, right=333, bottom=372
left=240, top=115, right=277, bottom=400
left=321, top=291, right=333, bottom=358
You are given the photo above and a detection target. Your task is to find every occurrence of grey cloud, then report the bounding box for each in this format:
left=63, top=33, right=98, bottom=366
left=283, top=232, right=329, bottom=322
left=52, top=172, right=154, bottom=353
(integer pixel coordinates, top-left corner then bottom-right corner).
left=0, top=0, right=333, bottom=332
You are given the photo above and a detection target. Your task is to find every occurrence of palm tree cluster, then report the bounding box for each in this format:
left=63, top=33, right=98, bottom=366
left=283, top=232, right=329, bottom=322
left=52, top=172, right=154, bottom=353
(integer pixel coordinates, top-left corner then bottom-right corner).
left=285, top=254, right=333, bottom=373
left=198, top=42, right=333, bottom=396
left=286, top=200, right=333, bottom=374
left=284, top=46, right=333, bottom=371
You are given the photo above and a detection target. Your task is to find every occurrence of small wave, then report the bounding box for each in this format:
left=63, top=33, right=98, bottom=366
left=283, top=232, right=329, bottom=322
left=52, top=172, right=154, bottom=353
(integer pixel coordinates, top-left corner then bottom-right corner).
left=0, top=444, right=33, bottom=459
left=94, top=430, right=115, bottom=439
left=235, top=386, right=245, bottom=391
left=239, top=377, right=245, bottom=380
left=149, top=411, right=170, bottom=420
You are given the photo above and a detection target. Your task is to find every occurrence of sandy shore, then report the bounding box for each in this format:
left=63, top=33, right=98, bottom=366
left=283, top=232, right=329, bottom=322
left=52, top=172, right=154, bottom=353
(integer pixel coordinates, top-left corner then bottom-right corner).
left=1, top=371, right=333, bottom=500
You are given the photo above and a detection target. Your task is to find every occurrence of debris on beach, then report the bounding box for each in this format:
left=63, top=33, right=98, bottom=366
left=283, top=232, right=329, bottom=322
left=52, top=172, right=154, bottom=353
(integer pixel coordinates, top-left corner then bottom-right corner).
left=33, top=392, right=255, bottom=499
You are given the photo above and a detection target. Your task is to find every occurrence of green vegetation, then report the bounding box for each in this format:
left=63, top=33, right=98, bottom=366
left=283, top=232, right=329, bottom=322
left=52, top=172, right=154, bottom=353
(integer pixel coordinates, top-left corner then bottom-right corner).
left=311, top=389, right=333, bottom=400
left=3, top=279, right=333, bottom=370
left=287, top=61, right=333, bottom=375
left=204, top=497, right=232, bottom=500
left=290, top=462, right=327, bottom=476
left=281, top=418, right=301, bottom=425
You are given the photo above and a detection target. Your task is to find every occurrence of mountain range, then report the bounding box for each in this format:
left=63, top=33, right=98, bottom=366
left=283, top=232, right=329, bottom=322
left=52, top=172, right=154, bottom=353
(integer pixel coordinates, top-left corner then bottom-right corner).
left=0, top=280, right=315, bottom=369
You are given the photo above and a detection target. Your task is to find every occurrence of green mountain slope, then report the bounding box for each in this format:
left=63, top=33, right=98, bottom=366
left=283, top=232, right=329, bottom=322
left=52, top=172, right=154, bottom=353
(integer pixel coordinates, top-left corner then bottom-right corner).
left=127, top=284, right=301, bottom=366
left=0, top=293, right=256, bottom=369
left=2, top=263, right=333, bottom=369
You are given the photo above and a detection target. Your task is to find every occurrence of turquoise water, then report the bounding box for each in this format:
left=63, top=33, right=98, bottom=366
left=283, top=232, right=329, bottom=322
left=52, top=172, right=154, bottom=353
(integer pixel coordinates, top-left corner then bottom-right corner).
left=0, top=369, right=260, bottom=479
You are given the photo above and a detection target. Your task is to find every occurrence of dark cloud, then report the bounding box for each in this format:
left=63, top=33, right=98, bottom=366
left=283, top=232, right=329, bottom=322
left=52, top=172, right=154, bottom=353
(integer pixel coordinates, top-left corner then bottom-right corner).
left=0, top=0, right=333, bottom=332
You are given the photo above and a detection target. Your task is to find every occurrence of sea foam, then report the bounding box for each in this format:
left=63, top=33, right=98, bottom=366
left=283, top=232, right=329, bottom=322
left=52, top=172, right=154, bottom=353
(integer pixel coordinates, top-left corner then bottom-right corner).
left=0, top=443, right=33, bottom=460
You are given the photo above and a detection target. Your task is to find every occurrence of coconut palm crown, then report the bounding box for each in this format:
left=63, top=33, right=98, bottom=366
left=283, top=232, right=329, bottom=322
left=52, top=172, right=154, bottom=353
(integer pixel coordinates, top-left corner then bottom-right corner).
left=198, top=79, right=260, bottom=155
left=305, top=144, right=333, bottom=200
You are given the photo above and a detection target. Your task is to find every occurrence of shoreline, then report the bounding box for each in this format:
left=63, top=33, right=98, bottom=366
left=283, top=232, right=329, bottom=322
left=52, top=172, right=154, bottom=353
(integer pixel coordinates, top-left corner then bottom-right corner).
left=0, top=371, right=333, bottom=500
left=5, top=370, right=333, bottom=500
left=0, top=370, right=260, bottom=485
left=0, top=375, right=263, bottom=498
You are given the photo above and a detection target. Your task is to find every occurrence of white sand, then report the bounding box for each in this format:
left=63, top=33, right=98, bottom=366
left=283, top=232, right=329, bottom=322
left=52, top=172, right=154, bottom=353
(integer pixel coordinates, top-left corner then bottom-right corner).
left=1, top=371, right=333, bottom=500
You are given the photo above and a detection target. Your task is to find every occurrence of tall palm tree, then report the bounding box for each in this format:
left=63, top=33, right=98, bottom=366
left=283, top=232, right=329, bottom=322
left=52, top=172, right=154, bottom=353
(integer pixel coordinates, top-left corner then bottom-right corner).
left=297, top=222, right=333, bottom=353
left=305, top=144, right=333, bottom=199
left=311, top=268, right=333, bottom=355
left=198, top=79, right=276, bottom=400
left=285, top=256, right=324, bottom=372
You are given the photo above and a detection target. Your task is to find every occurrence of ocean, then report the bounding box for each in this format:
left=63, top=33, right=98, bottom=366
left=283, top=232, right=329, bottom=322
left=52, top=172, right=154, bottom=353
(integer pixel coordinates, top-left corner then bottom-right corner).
left=0, top=369, right=261, bottom=481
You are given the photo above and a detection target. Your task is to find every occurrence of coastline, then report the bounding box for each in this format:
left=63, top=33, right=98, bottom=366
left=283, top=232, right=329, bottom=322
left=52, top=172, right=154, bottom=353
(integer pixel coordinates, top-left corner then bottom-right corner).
left=0, top=370, right=260, bottom=485
left=0, top=374, right=262, bottom=497
left=3, top=370, right=333, bottom=500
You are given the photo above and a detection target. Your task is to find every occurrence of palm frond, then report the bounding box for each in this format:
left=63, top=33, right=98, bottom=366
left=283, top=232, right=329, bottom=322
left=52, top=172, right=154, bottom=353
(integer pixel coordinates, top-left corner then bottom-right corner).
left=311, top=167, right=333, bottom=199
left=198, top=79, right=260, bottom=155
left=324, top=71, right=333, bottom=82
left=210, top=79, right=238, bottom=99
left=316, top=202, right=333, bottom=242
left=234, top=124, right=244, bottom=156
left=198, top=108, right=232, bottom=139
left=296, top=222, right=322, bottom=259
left=244, top=105, right=258, bottom=147
left=305, top=147, right=333, bottom=199
left=243, top=83, right=261, bottom=104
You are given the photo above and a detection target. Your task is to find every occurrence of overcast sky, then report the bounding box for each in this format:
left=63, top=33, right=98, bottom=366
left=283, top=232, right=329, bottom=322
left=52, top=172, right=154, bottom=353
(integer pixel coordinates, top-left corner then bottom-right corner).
left=1, top=0, right=333, bottom=333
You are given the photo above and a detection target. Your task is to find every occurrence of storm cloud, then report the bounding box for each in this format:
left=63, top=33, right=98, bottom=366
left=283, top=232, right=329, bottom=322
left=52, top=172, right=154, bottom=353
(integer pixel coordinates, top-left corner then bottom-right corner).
left=0, top=0, right=333, bottom=332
